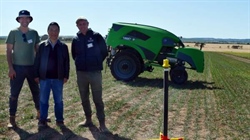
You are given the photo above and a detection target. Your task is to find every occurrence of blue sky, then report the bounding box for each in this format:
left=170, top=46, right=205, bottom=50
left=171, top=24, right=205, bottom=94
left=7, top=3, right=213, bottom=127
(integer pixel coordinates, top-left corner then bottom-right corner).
left=0, top=0, right=249, bottom=39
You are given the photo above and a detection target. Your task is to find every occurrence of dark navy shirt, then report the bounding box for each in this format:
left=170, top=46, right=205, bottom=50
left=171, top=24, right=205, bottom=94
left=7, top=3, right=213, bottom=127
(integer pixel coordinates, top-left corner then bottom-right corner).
left=46, top=43, right=58, bottom=79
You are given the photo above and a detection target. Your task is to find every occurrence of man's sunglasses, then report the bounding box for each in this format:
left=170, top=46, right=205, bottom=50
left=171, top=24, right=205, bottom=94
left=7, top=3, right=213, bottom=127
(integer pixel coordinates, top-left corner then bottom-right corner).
left=22, top=34, right=27, bottom=42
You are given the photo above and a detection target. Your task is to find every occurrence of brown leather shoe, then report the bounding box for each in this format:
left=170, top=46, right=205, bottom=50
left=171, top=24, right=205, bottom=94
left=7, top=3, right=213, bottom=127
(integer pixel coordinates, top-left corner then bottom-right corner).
left=36, top=110, right=40, bottom=120
left=7, top=116, right=17, bottom=128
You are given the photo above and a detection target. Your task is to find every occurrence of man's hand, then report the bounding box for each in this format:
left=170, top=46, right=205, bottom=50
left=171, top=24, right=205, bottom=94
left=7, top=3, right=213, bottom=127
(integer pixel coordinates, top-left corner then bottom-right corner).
left=34, top=77, right=39, bottom=84
left=63, top=78, right=68, bottom=84
left=8, top=68, right=16, bottom=80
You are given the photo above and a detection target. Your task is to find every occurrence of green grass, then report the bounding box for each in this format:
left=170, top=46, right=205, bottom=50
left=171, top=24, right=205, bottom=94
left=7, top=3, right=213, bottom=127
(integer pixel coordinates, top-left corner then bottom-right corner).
left=0, top=52, right=249, bottom=139
left=207, top=52, right=250, bottom=138
left=223, top=52, right=250, bottom=59
left=0, top=40, right=5, bottom=44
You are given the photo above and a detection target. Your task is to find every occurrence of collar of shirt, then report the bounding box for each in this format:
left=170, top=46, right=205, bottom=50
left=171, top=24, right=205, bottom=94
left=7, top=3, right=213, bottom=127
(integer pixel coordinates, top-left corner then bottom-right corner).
left=48, top=39, right=59, bottom=48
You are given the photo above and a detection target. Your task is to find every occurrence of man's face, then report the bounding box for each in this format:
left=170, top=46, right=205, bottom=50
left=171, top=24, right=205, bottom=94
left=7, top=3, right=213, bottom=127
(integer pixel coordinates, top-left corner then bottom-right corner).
left=48, top=25, right=59, bottom=41
left=77, top=20, right=89, bottom=34
left=18, top=17, right=31, bottom=27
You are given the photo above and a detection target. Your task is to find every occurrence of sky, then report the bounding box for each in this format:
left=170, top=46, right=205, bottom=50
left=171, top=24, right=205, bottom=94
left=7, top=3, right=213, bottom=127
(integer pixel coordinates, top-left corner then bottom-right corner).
left=0, top=0, right=249, bottom=39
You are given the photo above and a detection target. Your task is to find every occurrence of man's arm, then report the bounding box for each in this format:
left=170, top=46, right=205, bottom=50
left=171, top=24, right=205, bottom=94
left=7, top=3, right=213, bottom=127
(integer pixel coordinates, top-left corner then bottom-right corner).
left=35, top=31, right=40, bottom=53
left=35, top=43, right=39, bottom=53
left=34, top=43, right=43, bottom=83
left=6, top=43, right=15, bottom=80
left=64, top=44, right=70, bottom=80
left=96, top=34, right=108, bottom=61
left=71, top=39, right=76, bottom=60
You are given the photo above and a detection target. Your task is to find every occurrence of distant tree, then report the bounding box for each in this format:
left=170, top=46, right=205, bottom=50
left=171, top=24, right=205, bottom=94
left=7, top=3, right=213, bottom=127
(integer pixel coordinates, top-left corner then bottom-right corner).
left=40, top=34, right=48, bottom=41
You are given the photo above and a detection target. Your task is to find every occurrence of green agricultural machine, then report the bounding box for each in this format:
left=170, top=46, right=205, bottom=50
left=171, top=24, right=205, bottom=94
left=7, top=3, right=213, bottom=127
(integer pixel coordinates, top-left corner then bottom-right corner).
left=106, top=22, right=204, bottom=84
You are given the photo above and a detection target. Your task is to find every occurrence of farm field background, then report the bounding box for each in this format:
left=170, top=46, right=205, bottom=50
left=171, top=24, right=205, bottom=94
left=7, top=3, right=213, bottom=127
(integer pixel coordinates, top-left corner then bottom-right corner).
left=0, top=43, right=249, bottom=140
left=184, top=43, right=250, bottom=53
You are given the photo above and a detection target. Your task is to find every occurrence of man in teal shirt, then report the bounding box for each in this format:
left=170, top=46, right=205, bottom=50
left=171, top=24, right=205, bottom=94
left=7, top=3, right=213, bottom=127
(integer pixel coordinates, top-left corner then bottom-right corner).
left=6, top=10, right=40, bottom=128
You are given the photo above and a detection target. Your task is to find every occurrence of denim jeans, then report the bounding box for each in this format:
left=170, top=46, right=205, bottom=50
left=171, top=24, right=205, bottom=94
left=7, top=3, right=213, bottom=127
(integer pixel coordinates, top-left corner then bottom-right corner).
left=9, top=65, right=40, bottom=116
left=76, top=71, right=105, bottom=122
left=39, top=79, right=64, bottom=122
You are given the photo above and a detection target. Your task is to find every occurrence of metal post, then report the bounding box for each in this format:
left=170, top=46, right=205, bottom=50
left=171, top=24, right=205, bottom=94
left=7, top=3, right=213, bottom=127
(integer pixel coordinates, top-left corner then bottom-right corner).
left=162, top=59, right=170, bottom=138
left=163, top=67, right=169, bottom=136
left=150, top=59, right=184, bottom=140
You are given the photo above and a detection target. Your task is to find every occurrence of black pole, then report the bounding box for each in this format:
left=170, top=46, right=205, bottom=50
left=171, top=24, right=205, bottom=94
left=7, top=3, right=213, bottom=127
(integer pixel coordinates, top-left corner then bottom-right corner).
left=163, top=68, right=169, bottom=136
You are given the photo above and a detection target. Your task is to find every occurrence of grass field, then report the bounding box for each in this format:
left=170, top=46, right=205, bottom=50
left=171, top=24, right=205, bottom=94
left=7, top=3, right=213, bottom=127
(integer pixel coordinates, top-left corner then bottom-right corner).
left=223, top=52, right=250, bottom=59
left=0, top=50, right=249, bottom=140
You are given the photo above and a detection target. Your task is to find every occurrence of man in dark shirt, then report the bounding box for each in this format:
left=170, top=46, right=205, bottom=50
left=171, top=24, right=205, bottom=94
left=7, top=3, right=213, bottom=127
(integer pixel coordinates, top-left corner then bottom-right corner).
left=34, top=22, right=69, bottom=127
left=71, top=17, right=109, bottom=132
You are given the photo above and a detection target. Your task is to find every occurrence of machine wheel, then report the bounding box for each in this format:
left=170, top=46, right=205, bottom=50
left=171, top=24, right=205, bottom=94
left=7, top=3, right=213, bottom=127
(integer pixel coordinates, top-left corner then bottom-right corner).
left=170, top=66, right=188, bottom=84
left=110, top=51, right=141, bottom=81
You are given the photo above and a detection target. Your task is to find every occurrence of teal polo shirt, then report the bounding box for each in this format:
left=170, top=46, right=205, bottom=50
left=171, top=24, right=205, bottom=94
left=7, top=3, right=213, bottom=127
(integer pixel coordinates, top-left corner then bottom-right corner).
left=6, top=28, right=40, bottom=65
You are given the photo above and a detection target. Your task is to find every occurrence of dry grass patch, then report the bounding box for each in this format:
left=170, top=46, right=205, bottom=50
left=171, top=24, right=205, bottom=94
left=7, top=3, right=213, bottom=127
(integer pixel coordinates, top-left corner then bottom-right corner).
left=185, top=43, right=250, bottom=53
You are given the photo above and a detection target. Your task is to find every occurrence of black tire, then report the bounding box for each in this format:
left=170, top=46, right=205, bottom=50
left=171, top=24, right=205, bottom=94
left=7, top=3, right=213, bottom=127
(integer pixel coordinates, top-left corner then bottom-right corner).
left=110, top=51, right=141, bottom=81
left=170, top=66, right=188, bottom=84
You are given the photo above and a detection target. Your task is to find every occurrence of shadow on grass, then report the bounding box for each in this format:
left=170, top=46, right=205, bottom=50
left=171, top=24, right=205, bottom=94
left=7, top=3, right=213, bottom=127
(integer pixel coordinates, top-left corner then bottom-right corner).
left=120, top=77, right=222, bottom=90
left=88, top=125, right=132, bottom=140
left=121, top=77, right=163, bottom=88
left=170, top=80, right=223, bottom=90
left=12, top=126, right=34, bottom=140
left=59, top=125, right=89, bottom=140
left=12, top=125, right=88, bottom=140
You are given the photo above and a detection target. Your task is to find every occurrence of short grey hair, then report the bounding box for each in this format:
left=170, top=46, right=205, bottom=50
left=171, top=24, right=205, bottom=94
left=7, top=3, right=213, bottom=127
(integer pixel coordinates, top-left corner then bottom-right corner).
left=76, top=17, right=88, bottom=24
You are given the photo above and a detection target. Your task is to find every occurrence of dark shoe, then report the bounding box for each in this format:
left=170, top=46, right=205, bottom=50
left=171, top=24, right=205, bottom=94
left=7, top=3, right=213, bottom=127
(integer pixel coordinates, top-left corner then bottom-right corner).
left=99, top=126, right=111, bottom=133
left=56, top=121, right=65, bottom=127
left=99, top=119, right=111, bottom=133
left=7, top=116, right=17, bottom=128
left=38, top=120, right=48, bottom=127
left=78, top=120, right=93, bottom=127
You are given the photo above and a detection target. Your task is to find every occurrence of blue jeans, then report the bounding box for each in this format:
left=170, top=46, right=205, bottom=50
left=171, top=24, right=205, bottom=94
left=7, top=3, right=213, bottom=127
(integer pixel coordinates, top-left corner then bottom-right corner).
left=39, top=79, right=64, bottom=122
left=9, top=65, right=40, bottom=116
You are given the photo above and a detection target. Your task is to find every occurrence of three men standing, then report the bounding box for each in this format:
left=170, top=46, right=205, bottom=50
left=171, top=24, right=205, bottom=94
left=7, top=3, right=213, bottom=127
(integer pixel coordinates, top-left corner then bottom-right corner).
left=6, top=10, right=109, bottom=133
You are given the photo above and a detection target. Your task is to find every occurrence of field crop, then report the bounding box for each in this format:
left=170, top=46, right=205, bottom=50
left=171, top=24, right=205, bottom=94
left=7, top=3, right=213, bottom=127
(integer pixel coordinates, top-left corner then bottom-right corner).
left=223, top=52, right=250, bottom=59
left=0, top=51, right=249, bottom=140
left=0, top=40, right=5, bottom=44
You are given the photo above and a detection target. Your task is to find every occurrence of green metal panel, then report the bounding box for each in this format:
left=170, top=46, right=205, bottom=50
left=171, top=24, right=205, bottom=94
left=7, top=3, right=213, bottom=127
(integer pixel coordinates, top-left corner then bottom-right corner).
left=106, top=22, right=182, bottom=60
left=176, top=48, right=204, bottom=73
